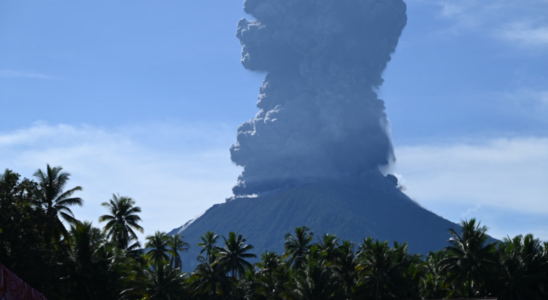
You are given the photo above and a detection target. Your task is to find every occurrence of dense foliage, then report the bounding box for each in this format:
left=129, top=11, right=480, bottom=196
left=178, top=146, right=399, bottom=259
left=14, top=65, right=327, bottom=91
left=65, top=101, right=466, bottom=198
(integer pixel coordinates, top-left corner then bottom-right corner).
left=1, top=167, right=548, bottom=300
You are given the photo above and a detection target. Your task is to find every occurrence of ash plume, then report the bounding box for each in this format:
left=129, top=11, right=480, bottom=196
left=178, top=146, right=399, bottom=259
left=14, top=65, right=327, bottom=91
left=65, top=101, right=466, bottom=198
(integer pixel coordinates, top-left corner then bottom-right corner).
left=230, top=0, right=407, bottom=196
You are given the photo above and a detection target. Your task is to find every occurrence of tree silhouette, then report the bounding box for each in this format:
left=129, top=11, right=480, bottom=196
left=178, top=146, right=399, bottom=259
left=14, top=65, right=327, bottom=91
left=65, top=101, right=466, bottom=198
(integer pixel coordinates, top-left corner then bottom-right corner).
left=34, top=164, right=83, bottom=239
left=197, top=231, right=219, bottom=263
left=497, top=234, right=548, bottom=300
left=190, top=254, right=230, bottom=300
left=214, top=231, right=257, bottom=299
left=287, top=246, right=337, bottom=300
left=168, top=233, right=189, bottom=269
left=440, top=218, right=497, bottom=298
left=98, top=194, right=143, bottom=250
left=145, top=231, right=171, bottom=265
left=284, top=226, right=314, bottom=270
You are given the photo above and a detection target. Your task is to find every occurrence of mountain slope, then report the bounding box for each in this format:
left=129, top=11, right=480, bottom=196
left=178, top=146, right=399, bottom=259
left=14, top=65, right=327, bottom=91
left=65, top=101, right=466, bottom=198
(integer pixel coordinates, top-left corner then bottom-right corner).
left=169, top=176, right=460, bottom=271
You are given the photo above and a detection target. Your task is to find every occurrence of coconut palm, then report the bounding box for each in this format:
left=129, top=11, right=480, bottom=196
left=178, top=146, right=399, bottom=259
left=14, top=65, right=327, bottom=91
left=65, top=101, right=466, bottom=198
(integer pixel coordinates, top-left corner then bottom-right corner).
left=143, top=260, right=186, bottom=300
left=67, top=221, right=105, bottom=300
left=388, top=241, right=423, bottom=299
left=440, top=218, right=497, bottom=298
left=214, top=231, right=257, bottom=299
left=286, top=246, right=337, bottom=300
left=355, top=238, right=393, bottom=300
left=215, top=232, right=257, bottom=278
left=255, top=251, right=287, bottom=299
left=190, top=253, right=230, bottom=300
left=255, top=251, right=283, bottom=278
left=118, top=252, right=153, bottom=300
left=168, top=233, right=189, bottom=269
left=0, top=169, right=20, bottom=201
left=145, top=231, right=171, bottom=265
left=197, top=231, right=219, bottom=262
left=497, top=234, right=548, bottom=300
left=98, top=194, right=143, bottom=250
left=317, top=233, right=340, bottom=266
left=284, top=226, right=314, bottom=270
left=238, top=268, right=260, bottom=300
left=332, top=240, right=357, bottom=299
left=34, top=164, right=83, bottom=237
left=420, top=251, right=451, bottom=299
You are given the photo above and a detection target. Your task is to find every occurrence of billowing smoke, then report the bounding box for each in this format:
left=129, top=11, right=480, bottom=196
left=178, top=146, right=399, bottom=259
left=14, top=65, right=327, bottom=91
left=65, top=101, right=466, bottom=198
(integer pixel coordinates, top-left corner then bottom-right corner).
left=230, top=0, right=407, bottom=196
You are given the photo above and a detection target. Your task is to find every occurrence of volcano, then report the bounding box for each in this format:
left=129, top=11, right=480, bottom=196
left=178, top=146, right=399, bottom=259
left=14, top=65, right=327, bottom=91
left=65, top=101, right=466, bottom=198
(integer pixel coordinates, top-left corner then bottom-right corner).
left=169, top=171, right=460, bottom=271
left=169, top=0, right=462, bottom=270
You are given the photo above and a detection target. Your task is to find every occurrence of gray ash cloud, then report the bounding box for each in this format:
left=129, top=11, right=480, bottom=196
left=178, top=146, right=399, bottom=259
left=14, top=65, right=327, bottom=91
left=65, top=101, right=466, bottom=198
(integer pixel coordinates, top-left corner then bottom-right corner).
left=230, top=0, right=407, bottom=196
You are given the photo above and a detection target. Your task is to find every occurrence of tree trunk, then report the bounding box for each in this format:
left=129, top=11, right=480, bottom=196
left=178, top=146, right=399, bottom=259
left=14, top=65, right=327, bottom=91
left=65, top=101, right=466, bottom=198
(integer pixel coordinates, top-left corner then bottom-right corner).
left=468, top=270, right=472, bottom=298
left=232, top=268, right=235, bottom=300
left=84, top=281, right=94, bottom=300
left=376, top=278, right=380, bottom=300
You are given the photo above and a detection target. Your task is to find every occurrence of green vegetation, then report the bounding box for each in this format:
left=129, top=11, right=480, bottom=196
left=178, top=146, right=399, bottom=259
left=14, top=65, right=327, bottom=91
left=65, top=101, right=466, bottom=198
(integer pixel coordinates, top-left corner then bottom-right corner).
left=99, top=194, right=144, bottom=250
left=1, top=166, right=548, bottom=299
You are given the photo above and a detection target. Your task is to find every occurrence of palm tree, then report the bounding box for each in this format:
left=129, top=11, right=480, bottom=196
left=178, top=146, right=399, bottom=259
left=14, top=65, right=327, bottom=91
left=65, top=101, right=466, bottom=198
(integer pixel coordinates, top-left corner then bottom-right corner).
left=238, top=269, right=259, bottom=300
left=420, top=251, right=451, bottom=299
left=356, top=238, right=393, bottom=300
left=190, top=254, right=230, bottom=299
left=286, top=246, right=337, bottom=300
left=98, top=194, right=143, bottom=250
left=34, top=164, right=83, bottom=238
left=197, top=231, right=219, bottom=262
left=255, top=251, right=286, bottom=299
left=440, top=218, right=497, bottom=298
left=284, top=226, right=314, bottom=270
left=255, top=251, right=283, bottom=279
left=67, top=221, right=105, bottom=300
left=143, top=260, right=186, bottom=300
left=332, top=240, right=357, bottom=299
left=317, top=233, right=340, bottom=265
left=214, top=231, right=257, bottom=299
left=215, top=232, right=257, bottom=278
left=168, top=233, right=189, bottom=269
left=497, top=234, right=548, bottom=300
left=145, top=231, right=171, bottom=265
left=0, top=169, right=20, bottom=201
left=388, top=241, right=423, bottom=299
left=118, top=251, right=153, bottom=300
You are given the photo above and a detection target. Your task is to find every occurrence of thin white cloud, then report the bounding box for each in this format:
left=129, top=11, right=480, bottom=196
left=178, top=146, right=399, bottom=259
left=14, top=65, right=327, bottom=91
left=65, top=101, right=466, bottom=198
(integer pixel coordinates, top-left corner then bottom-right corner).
left=412, top=0, right=548, bottom=48
left=395, top=137, right=548, bottom=240
left=396, top=137, right=548, bottom=214
left=2, top=123, right=547, bottom=241
left=0, top=70, right=58, bottom=80
left=461, top=204, right=481, bottom=218
left=499, top=23, right=548, bottom=47
left=0, top=123, right=241, bottom=241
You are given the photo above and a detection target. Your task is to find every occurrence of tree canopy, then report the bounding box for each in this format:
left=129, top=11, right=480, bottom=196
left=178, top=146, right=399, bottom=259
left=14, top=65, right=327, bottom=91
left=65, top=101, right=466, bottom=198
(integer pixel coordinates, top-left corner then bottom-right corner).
left=2, top=166, right=548, bottom=300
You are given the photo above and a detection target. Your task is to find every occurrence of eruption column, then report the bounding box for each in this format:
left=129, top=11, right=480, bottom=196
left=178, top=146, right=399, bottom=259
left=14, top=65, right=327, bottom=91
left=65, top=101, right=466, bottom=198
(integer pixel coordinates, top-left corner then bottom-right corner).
left=231, top=0, right=407, bottom=196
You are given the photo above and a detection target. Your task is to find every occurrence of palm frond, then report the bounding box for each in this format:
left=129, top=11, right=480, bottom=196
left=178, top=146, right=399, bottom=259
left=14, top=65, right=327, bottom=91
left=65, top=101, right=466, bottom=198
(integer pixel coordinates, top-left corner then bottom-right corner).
left=60, top=211, right=78, bottom=225
left=56, top=187, right=83, bottom=201
left=56, top=197, right=84, bottom=207
left=98, top=215, right=115, bottom=222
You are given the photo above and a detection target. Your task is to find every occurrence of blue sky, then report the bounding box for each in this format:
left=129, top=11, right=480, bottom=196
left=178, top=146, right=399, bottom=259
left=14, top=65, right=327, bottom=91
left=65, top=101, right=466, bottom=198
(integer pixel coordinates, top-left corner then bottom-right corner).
left=1, top=0, right=547, bottom=241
